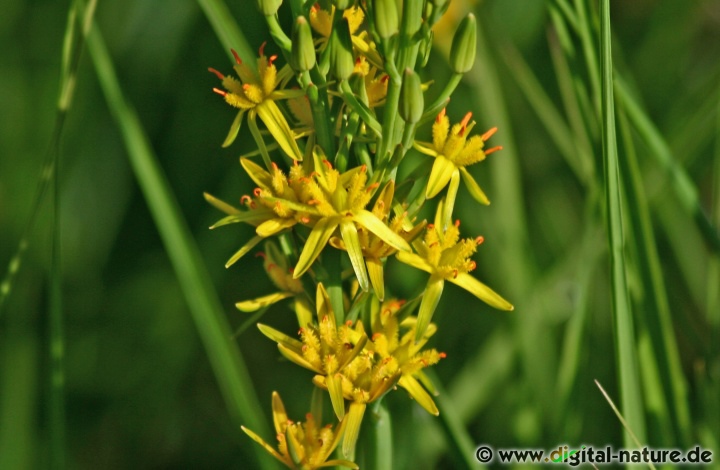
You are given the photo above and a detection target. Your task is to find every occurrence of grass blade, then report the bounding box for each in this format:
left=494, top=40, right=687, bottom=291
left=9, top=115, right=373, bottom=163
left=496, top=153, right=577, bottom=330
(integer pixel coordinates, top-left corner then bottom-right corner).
left=196, top=0, right=254, bottom=64
left=599, top=0, right=646, bottom=446
left=85, top=24, right=276, bottom=470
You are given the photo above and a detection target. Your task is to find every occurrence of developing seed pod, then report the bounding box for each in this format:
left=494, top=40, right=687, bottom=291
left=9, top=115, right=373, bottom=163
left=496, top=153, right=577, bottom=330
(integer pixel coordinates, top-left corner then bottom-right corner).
left=256, top=0, right=282, bottom=16
left=449, top=13, right=477, bottom=74
left=329, top=18, right=355, bottom=80
left=373, top=0, right=399, bottom=38
left=291, top=16, right=316, bottom=72
left=399, top=68, right=423, bottom=123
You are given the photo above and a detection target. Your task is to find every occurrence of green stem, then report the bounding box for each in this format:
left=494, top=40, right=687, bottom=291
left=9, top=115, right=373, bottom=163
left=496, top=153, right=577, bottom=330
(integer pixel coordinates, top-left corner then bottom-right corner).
left=360, top=400, right=393, bottom=469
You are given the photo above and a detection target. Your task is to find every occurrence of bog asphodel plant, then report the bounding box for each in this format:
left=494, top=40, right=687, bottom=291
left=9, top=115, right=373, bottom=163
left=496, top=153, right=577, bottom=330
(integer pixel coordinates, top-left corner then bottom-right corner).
left=205, top=0, right=513, bottom=466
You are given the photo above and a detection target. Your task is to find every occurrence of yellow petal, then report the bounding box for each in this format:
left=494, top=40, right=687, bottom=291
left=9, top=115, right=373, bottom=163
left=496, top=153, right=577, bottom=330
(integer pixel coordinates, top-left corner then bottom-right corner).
left=395, top=251, right=433, bottom=274
left=271, top=391, right=288, bottom=435
left=256, top=101, right=303, bottom=160
left=209, top=211, right=274, bottom=229
left=459, top=166, right=490, bottom=205
left=294, top=217, right=339, bottom=277
left=326, top=373, right=346, bottom=421
left=278, top=343, right=324, bottom=374
left=222, top=109, right=246, bottom=147
left=240, top=157, right=274, bottom=189
left=203, top=192, right=241, bottom=215
left=257, top=323, right=304, bottom=350
left=340, top=220, right=370, bottom=292
left=398, top=375, right=439, bottom=416
left=416, top=277, right=444, bottom=342
left=293, top=296, right=314, bottom=329
left=317, top=459, right=359, bottom=469
left=366, top=257, right=385, bottom=301
left=235, top=291, right=294, bottom=312
left=342, top=402, right=366, bottom=458
left=225, top=235, right=264, bottom=268
left=336, top=334, right=368, bottom=371
left=285, top=426, right=305, bottom=466
left=426, top=155, right=455, bottom=198
left=241, top=425, right=287, bottom=464
left=442, top=169, right=461, bottom=226
left=449, top=273, right=514, bottom=310
left=316, top=282, right=336, bottom=326
left=353, top=209, right=410, bottom=252
left=256, top=217, right=296, bottom=237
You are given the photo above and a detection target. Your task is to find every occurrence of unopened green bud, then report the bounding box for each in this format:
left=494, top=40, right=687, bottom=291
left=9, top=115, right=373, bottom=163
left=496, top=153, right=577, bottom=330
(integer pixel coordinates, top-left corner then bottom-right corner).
left=450, top=13, right=477, bottom=74
left=330, top=18, right=355, bottom=80
left=399, top=69, right=423, bottom=123
left=256, top=0, right=282, bottom=16
left=291, top=16, right=316, bottom=72
left=373, top=0, right=399, bottom=38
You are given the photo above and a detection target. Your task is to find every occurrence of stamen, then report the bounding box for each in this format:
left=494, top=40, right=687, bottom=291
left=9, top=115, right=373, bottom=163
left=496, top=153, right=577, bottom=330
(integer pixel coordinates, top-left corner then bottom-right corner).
left=427, top=224, right=435, bottom=230
left=475, top=236, right=484, bottom=245
left=253, top=188, right=263, bottom=196
left=240, top=195, right=252, bottom=205
left=298, top=327, right=305, bottom=335
left=266, top=263, right=278, bottom=271
left=439, top=352, right=447, bottom=358
left=212, top=87, right=227, bottom=97
left=366, top=182, right=380, bottom=191
left=468, top=261, right=477, bottom=271
left=259, top=41, right=267, bottom=57
left=436, top=108, right=446, bottom=123
left=371, top=333, right=382, bottom=341
left=484, top=145, right=502, bottom=156
left=301, top=216, right=311, bottom=224
left=380, top=74, right=390, bottom=83
left=243, top=83, right=251, bottom=90
left=452, top=269, right=459, bottom=279
left=345, top=320, right=353, bottom=326
left=271, top=161, right=279, bottom=170
left=208, top=67, right=225, bottom=80
left=460, top=111, right=473, bottom=129
left=322, top=159, right=333, bottom=169
left=481, top=126, right=498, bottom=141
left=231, top=49, right=242, bottom=65
left=268, top=54, right=278, bottom=66
left=454, top=219, right=460, bottom=227
left=255, top=251, right=267, bottom=259
left=308, top=199, right=321, bottom=205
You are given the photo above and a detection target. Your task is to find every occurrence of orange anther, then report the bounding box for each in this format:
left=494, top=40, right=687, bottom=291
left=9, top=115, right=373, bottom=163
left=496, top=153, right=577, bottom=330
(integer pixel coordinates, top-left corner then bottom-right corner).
left=255, top=251, right=267, bottom=259
left=208, top=67, right=224, bottom=80
left=212, top=87, right=227, bottom=97
left=240, top=195, right=252, bottom=205
left=372, top=333, right=382, bottom=341
left=475, top=236, right=484, bottom=244
left=468, top=261, right=477, bottom=271
left=484, top=146, right=502, bottom=156
left=481, top=126, right=498, bottom=141
left=322, top=159, right=333, bottom=169
left=436, top=108, right=446, bottom=123
left=454, top=219, right=461, bottom=227
left=259, top=41, right=267, bottom=57
left=231, top=49, right=242, bottom=65
left=253, top=188, right=263, bottom=196
left=439, top=352, right=447, bottom=358
left=268, top=54, right=278, bottom=65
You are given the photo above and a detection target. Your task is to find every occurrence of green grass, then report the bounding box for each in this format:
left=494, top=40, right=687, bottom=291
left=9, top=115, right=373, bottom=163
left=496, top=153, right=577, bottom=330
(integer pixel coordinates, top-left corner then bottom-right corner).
left=1, top=0, right=718, bottom=467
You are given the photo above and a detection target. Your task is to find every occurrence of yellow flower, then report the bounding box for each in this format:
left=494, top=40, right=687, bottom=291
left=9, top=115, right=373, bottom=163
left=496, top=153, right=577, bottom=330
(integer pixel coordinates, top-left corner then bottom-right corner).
left=209, top=44, right=304, bottom=160
left=414, top=108, right=502, bottom=205
left=241, top=391, right=358, bottom=470
left=396, top=204, right=513, bottom=341
left=235, top=241, right=314, bottom=328
left=368, top=298, right=446, bottom=416
left=329, top=181, right=425, bottom=300
left=257, top=284, right=400, bottom=457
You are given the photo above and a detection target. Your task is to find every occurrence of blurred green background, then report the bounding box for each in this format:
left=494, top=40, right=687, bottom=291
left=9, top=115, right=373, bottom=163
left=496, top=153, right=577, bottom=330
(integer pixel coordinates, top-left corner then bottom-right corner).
left=1, top=0, right=719, bottom=468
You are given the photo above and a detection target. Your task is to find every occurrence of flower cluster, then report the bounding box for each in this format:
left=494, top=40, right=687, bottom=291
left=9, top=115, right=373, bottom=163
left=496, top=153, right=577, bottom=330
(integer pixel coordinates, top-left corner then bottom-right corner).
left=204, top=1, right=514, bottom=467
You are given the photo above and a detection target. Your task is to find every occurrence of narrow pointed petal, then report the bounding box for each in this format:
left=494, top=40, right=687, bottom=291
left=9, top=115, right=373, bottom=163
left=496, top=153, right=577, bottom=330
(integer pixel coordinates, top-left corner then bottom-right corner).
left=294, top=218, right=339, bottom=277
left=278, top=343, right=324, bottom=373
left=317, top=407, right=347, bottom=462
left=210, top=211, right=274, bottom=229
left=416, top=277, right=444, bottom=342
left=293, top=296, right=314, bottom=329
left=337, top=334, right=368, bottom=371
left=342, top=402, right=366, bottom=458
left=256, top=217, right=296, bottom=237
left=426, top=155, right=455, bottom=198
left=316, top=282, right=336, bottom=326
left=240, top=157, right=274, bottom=188
left=241, top=426, right=287, bottom=464
left=459, top=166, right=490, bottom=205
left=222, top=109, right=246, bottom=148
left=449, top=273, right=514, bottom=310
left=326, top=373, right=346, bottom=420
left=236, top=291, right=294, bottom=312
left=442, top=169, right=461, bottom=226
left=395, top=251, right=434, bottom=274
left=271, top=391, right=288, bottom=435
left=398, top=375, right=439, bottom=415
left=257, top=323, right=304, bottom=350
left=285, top=427, right=305, bottom=466
left=340, top=220, right=370, bottom=292
left=366, top=257, right=385, bottom=301
left=225, top=235, right=263, bottom=267
left=256, top=101, right=303, bottom=160
left=204, top=192, right=241, bottom=215
left=353, top=210, right=410, bottom=252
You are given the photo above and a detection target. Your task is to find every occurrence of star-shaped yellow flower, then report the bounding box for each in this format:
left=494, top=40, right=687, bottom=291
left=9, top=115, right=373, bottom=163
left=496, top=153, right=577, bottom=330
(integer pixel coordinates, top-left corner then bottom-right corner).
left=414, top=108, right=502, bottom=205
left=396, top=204, right=513, bottom=340
left=209, top=43, right=303, bottom=160
left=241, top=391, right=358, bottom=469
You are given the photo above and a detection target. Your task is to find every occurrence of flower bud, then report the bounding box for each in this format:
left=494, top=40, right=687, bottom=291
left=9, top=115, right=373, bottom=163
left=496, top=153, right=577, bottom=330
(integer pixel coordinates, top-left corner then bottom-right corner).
left=373, top=0, right=399, bottom=38
left=399, top=68, right=423, bottom=123
left=329, top=18, right=355, bottom=80
left=290, top=16, right=316, bottom=72
left=333, top=0, right=351, bottom=9
left=449, top=13, right=477, bottom=74
left=256, top=0, right=282, bottom=16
